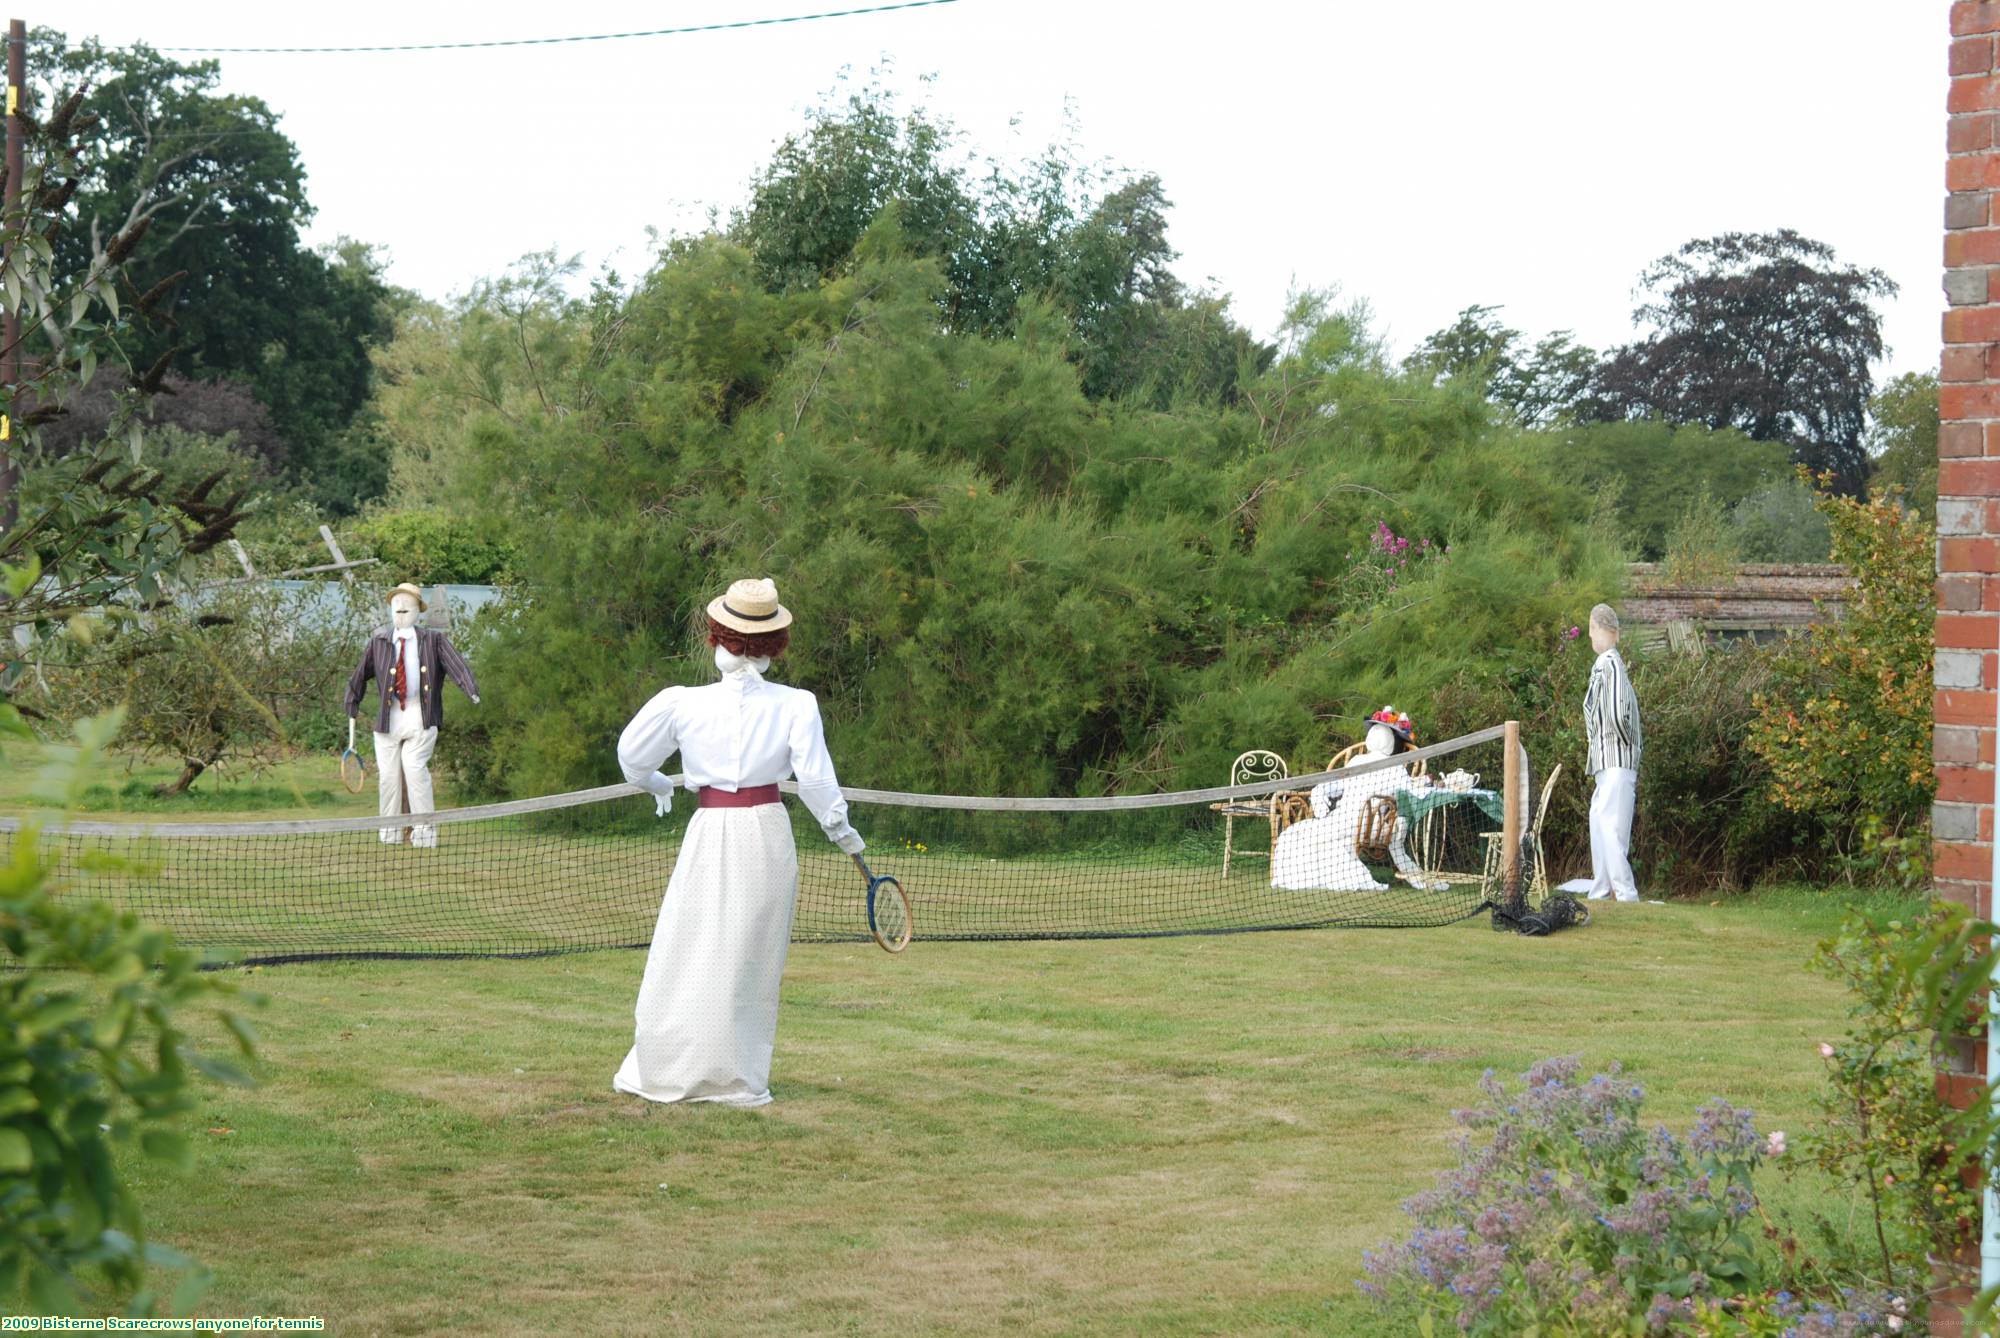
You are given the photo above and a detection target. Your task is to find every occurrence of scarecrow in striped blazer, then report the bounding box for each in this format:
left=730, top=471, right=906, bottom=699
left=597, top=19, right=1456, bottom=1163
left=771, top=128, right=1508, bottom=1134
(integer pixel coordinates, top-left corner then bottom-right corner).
left=1583, top=602, right=1642, bottom=901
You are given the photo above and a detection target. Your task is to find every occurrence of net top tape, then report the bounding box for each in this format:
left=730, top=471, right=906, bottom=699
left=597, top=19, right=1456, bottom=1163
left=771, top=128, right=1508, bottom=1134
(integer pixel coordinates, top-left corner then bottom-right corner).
left=0, top=725, right=1509, bottom=839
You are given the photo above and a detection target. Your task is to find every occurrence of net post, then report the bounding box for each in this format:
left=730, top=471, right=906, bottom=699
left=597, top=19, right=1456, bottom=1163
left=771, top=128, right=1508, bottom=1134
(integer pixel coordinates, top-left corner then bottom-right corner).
left=1502, top=720, right=1522, bottom=908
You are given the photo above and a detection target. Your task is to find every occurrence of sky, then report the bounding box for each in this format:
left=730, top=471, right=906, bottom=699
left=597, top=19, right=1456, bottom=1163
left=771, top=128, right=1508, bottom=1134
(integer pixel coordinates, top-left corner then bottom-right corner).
left=50, top=1, right=1949, bottom=381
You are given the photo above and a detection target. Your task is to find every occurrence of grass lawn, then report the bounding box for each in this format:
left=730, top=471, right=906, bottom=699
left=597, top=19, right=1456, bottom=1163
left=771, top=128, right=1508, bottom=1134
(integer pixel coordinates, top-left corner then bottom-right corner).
left=113, top=889, right=1892, bottom=1336
left=2, top=742, right=1902, bottom=1332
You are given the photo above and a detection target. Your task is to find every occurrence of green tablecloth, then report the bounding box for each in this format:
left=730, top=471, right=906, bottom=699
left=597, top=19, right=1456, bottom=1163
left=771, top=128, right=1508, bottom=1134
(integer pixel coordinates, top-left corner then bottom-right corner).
left=1396, top=787, right=1505, bottom=827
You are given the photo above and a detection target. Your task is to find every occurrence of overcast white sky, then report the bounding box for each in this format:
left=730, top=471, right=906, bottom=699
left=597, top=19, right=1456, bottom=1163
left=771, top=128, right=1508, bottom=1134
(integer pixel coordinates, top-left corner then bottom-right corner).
left=55, top=1, right=1949, bottom=380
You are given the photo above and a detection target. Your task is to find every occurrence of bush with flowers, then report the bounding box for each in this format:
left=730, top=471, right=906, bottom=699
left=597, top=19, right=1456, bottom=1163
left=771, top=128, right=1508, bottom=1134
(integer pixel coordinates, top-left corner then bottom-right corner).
left=1340, top=519, right=1450, bottom=605
left=1745, top=479, right=1934, bottom=887
left=1359, top=1056, right=1907, bottom=1336
left=1794, top=901, right=2000, bottom=1313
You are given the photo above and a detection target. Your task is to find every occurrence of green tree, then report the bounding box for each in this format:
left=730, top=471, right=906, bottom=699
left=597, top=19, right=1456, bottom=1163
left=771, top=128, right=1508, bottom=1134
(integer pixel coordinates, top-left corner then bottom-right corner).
left=0, top=100, right=259, bottom=1313
left=34, top=34, right=399, bottom=502
left=1404, top=305, right=1597, bottom=427
left=1729, top=476, right=1831, bottom=563
left=1546, top=420, right=1792, bottom=560
left=730, top=83, right=1269, bottom=407
left=1865, top=370, right=1938, bottom=516
left=41, top=583, right=370, bottom=794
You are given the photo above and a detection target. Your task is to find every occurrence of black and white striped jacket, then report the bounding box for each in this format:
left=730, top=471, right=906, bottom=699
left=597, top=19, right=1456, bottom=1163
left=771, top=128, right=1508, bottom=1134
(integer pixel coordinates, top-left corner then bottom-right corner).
left=1584, top=647, right=1642, bottom=775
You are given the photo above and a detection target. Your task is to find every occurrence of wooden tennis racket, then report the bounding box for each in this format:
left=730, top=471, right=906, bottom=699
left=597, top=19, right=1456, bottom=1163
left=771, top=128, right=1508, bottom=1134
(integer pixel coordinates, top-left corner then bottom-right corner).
left=339, top=717, right=367, bottom=794
left=850, top=852, right=911, bottom=954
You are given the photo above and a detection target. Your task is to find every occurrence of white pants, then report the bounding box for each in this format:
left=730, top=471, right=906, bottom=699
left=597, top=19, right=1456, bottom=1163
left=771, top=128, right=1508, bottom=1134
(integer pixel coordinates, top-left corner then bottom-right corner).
left=372, top=718, right=439, bottom=848
left=1588, top=767, right=1638, bottom=901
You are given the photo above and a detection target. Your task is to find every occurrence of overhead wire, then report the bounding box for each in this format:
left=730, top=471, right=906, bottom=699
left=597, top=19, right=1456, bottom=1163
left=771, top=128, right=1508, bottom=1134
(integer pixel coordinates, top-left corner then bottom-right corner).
left=20, top=0, right=962, bottom=56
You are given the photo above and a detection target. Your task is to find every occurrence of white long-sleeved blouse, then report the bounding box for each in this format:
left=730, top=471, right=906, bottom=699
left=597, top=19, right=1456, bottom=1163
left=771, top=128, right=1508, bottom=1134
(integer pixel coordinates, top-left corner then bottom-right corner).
left=617, top=662, right=865, bottom=854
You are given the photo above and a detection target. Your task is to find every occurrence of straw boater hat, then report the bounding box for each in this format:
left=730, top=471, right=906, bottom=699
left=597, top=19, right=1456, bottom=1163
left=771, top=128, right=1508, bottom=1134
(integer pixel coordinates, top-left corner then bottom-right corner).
left=707, top=578, right=793, bottom=634
left=385, top=582, right=427, bottom=611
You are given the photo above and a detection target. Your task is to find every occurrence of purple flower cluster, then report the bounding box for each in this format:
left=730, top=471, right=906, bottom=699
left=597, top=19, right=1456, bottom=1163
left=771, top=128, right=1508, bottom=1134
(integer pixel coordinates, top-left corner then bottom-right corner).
left=1360, top=1057, right=1786, bottom=1336
left=1352, top=520, right=1449, bottom=590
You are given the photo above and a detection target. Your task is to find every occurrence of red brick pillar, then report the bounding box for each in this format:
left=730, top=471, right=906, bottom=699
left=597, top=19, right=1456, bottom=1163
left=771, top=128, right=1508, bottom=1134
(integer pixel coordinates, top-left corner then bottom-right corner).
left=1941, top=3, right=2000, bottom=921
left=1940, top=7, right=2000, bottom=1334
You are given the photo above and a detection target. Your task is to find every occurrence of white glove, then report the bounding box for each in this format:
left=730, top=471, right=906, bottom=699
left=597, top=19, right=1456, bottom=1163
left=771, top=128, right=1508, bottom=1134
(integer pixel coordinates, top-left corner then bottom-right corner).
left=836, top=830, right=865, bottom=856
left=654, top=792, right=672, bottom=818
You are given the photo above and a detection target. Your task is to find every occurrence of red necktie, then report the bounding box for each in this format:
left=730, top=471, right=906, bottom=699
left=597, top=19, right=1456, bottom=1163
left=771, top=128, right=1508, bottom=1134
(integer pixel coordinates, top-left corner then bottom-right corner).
left=391, top=638, right=408, bottom=709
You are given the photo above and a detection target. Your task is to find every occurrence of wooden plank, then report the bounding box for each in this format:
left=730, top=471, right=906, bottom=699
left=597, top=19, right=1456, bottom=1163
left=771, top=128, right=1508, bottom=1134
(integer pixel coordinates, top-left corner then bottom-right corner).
left=318, top=525, right=356, bottom=584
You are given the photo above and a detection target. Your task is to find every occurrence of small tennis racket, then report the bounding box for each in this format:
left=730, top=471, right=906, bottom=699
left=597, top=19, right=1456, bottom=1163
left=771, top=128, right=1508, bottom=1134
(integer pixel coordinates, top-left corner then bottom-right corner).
left=339, top=718, right=367, bottom=794
left=850, top=852, right=911, bottom=954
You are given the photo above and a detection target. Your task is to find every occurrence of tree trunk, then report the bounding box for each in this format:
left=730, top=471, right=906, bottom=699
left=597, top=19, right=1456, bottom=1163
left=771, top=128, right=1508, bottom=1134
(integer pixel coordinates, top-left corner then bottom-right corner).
left=154, top=756, right=207, bottom=797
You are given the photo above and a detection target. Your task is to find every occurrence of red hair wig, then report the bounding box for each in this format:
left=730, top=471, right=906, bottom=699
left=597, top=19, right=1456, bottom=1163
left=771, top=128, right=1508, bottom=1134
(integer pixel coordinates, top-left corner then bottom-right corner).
left=705, top=614, right=790, bottom=660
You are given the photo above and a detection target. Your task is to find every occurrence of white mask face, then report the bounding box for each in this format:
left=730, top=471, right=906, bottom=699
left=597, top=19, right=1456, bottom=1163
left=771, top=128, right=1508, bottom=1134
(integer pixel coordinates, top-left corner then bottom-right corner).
left=1589, top=621, right=1617, bottom=654
left=1365, top=724, right=1396, bottom=757
left=390, top=593, right=421, bottom=631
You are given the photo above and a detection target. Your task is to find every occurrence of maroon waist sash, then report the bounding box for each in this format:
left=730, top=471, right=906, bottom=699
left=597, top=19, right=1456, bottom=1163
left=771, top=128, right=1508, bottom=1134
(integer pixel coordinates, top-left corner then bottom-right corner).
left=696, top=784, right=782, bottom=809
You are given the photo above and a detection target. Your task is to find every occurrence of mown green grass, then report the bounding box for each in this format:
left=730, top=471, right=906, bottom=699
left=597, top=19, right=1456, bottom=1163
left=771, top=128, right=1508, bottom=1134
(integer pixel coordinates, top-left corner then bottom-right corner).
left=111, top=890, right=1892, bottom=1336
left=3, top=740, right=1903, bottom=1332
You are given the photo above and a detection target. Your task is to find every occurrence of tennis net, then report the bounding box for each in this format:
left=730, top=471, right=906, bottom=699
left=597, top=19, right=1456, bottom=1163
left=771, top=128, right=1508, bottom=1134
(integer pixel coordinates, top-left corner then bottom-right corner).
left=0, top=726, right=1529, bottom=964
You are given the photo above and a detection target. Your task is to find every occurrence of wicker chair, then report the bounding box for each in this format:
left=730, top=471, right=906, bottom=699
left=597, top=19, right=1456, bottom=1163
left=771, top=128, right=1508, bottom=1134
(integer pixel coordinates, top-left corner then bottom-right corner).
left=1274, top=741, right=1428, bottom=861
left=1208, top=749, right=1290, bottom=876
left=1482, top=764, right=1563, bottom=905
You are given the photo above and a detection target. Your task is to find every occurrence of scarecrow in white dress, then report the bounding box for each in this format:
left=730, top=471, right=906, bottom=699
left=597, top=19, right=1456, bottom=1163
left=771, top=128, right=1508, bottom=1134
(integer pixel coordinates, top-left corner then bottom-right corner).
left=612, top=578, right=865, bottom=1108
left=1270, top=707, right=1436, bottom=892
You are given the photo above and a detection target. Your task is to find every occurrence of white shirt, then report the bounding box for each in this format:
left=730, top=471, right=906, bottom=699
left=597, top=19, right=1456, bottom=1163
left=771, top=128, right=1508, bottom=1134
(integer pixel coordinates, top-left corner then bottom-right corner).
left=617, top=660, right=864, bottom=854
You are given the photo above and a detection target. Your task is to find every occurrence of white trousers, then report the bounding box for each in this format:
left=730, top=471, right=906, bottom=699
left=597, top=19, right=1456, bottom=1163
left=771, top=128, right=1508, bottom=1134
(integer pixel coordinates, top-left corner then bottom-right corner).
left=1588, top=766, right=1638, bottom=901
left=372, top=719, right=439, bottom=848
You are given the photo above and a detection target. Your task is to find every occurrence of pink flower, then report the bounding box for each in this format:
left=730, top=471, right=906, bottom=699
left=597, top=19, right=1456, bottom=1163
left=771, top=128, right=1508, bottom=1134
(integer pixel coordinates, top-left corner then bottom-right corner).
left=1818, top=1042, right=1835, bottom=1059
left=1764, top=1130, right=1786, bottom=1158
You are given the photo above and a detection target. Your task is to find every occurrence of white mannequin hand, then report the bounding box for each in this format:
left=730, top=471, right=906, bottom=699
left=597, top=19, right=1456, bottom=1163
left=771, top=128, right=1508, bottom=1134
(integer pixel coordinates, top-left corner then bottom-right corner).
left=654, top=792, right=671, bottom=818
left=347, top=717, right=355, bottom=752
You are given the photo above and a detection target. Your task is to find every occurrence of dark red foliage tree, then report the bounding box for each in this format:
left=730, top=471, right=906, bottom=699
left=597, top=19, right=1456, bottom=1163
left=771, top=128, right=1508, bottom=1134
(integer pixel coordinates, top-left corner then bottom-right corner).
left=1586, top=230, right=1896, bottom=494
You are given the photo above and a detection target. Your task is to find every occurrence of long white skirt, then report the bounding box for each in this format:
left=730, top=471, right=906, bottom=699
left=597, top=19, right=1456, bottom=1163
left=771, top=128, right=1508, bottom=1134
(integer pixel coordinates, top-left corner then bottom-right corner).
left=613, top=805, right=800, bottom=1107
left=1269, top=809, right=1387, bottom=891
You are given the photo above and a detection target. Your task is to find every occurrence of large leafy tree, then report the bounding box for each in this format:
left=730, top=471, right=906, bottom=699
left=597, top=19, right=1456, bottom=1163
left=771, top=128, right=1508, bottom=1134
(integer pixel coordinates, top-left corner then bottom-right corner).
left=1587, top=230, right=1895, bottom=493
left=731, top=85, right=1269, bottom=407
left=1403, top=304, right=1597, bottom=428
left=32, top=32, right=396, bottom=499
left=1865, top=370, right=1938, bottom=516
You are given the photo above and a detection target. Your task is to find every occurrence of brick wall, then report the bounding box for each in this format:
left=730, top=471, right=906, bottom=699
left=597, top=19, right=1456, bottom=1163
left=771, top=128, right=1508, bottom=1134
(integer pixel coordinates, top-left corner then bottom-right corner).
left=1939, top=2, right=2000, bottom=922
left=1621, top=563, right=1852, bottom=628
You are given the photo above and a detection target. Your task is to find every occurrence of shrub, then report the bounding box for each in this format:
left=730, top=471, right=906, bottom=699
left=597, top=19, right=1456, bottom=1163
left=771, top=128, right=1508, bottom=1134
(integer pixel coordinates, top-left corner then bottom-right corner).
left=1745, top=483, right=1933, bottom=883
left=1798, top=902, right=1999, bottom=1297
left=0, top=708, right=263, bottom=1312
left=1433, top=633, right=1809, bottom=894
left=1358, top=1056, right=1905, bottom=1337
left=1730, top=478, right=1832, bottom=564
left=348, top=507, right=516, bottom=585
left=38, top=583, right=375, bottom=793
left=1662, top=485, right=1740, bottom=587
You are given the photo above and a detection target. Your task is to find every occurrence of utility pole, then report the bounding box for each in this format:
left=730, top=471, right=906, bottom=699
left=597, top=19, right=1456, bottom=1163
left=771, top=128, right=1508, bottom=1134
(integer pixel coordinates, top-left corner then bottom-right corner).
left=0, top=18, right=21, bottom=536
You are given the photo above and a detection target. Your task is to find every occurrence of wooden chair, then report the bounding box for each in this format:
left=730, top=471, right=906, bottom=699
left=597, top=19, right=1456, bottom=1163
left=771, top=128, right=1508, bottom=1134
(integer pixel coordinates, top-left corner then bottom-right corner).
left=1483, top=763, right=1563, bottom=904
left=1208, top=749, right=1289, bottom=876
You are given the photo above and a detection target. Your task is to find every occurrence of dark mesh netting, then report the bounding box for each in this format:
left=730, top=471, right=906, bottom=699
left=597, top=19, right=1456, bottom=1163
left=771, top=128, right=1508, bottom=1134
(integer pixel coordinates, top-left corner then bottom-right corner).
left=1, top=728, right=1529, bottom=965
